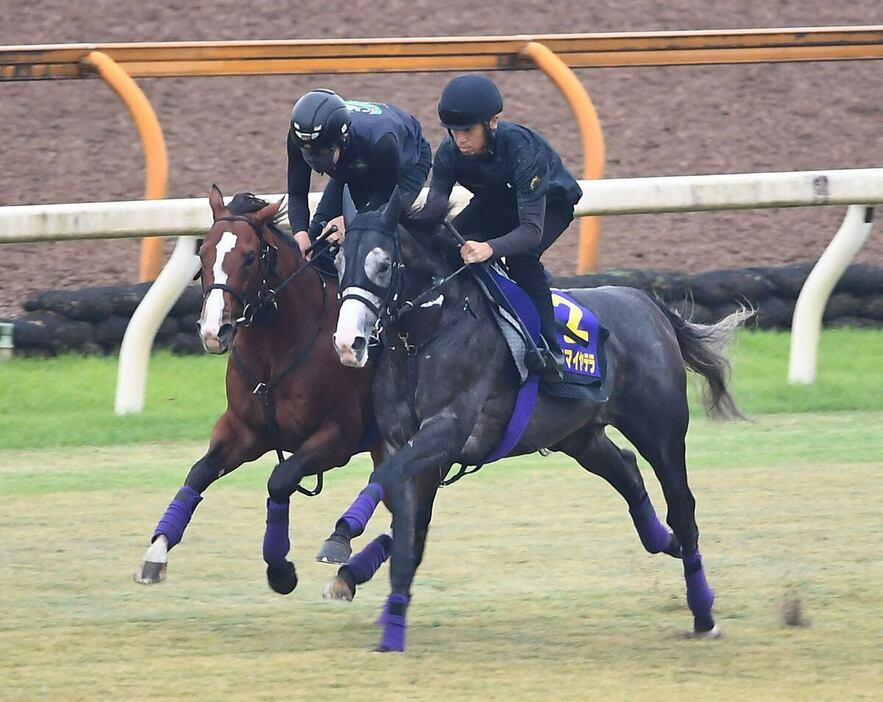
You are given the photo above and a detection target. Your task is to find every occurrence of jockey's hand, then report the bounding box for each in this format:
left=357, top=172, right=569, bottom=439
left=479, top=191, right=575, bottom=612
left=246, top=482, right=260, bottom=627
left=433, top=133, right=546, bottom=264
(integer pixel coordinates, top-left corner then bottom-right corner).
left=460, top=240, right=494, bottom=264
left=294, top=230, right=312, bottom=259
left=323, top=216, right=346, bottom=245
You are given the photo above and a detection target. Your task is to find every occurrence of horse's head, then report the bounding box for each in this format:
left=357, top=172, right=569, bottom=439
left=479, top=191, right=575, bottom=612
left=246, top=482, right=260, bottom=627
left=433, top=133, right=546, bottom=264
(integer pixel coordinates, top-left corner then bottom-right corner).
left=332, top=187, right=403, bottom=367
left=196, top=185, right=283, bottom=354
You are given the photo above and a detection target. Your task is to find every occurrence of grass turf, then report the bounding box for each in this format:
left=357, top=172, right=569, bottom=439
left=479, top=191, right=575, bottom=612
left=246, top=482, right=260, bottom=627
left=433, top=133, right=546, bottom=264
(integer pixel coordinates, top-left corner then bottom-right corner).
left=1, top=329, right=881, bottom=451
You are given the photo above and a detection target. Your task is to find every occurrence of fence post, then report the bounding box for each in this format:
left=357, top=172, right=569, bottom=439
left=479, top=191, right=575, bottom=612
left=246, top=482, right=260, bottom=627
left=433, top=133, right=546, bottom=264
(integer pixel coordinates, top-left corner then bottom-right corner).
left=788, top=205, right=875, bottom=384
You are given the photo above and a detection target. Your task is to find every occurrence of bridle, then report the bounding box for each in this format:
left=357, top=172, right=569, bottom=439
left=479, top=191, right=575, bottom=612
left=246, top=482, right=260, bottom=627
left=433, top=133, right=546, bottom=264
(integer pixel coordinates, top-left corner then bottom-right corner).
left=203, top=214, right=324, bottom=327
left=337, top=221, right=405, bottom=340
left=337, top=218, right=470, bottom=352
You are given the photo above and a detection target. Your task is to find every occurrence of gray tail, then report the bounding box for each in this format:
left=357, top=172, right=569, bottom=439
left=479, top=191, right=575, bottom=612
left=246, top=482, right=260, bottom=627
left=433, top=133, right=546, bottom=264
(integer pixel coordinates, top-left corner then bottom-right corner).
left=652, top=298, right=754, bottom=420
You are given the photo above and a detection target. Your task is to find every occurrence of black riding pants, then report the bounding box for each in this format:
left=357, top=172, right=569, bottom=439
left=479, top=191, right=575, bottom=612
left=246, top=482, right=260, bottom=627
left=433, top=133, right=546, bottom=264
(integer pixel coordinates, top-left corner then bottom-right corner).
left=452, top=198, right=574, bottom=352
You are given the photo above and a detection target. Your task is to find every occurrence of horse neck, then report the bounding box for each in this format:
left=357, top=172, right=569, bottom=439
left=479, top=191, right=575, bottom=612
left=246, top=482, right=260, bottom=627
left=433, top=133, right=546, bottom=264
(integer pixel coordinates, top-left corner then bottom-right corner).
left=396, top=224, right=484, bottom=335
left=236, top=228, right=330, bottom=365
left=398, top=224, right=451, bottom=300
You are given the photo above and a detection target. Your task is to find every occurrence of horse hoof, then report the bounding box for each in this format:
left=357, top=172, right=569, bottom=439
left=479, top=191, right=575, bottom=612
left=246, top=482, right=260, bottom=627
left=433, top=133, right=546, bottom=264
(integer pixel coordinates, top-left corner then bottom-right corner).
left=662, top=532, right=683, bottom=558
left=687, top=613, right=721, bottom=639
left=315, top=534, right=351, bottom=565
left=267, top=560, right=298, bottom=595
left=134, top=560, right=166, bottom=585
left=373, top=645, right=403, bottom=653
left=323, top=576, right=355, bottom=601
left=686, top=623, right=722, bottom=639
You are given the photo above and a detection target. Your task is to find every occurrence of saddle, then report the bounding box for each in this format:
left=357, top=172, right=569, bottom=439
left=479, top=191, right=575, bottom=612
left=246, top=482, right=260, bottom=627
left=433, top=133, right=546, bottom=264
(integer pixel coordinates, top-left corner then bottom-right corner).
left=441, top=264, right=612, bottom=481
left=473, top=265, right=610, bottom=402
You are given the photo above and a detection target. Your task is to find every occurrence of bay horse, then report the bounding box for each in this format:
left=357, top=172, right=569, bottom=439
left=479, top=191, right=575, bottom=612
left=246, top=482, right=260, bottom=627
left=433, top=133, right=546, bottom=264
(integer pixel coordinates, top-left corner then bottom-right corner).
left=320, top=188, right=749, bottom=651
left=135, top=186, right=390, bottom=597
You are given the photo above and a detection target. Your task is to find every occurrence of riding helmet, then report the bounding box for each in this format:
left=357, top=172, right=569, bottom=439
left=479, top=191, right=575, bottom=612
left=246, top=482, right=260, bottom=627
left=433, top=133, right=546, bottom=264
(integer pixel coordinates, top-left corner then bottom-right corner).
left=289, top=89, right=352, bottom=150
left=437, top=74, right=503, bottom=129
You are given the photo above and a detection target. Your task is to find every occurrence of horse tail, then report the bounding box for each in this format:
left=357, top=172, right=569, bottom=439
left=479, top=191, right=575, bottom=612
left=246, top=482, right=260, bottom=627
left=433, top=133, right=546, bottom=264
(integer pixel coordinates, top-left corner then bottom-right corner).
left=652, top=298, right=754, bottom=420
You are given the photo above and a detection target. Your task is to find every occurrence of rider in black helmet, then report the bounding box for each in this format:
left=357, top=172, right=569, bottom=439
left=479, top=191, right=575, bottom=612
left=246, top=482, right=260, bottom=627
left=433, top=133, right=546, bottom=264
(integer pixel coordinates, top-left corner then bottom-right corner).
left=287, top=88, right=431, bottom=257
left=427, top=74, right=583, bottom=379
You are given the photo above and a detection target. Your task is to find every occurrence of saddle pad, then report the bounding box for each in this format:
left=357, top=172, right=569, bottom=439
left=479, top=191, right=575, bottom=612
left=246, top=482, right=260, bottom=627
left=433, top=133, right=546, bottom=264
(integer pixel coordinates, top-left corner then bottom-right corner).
left=550, top=288, right=606, bottom=385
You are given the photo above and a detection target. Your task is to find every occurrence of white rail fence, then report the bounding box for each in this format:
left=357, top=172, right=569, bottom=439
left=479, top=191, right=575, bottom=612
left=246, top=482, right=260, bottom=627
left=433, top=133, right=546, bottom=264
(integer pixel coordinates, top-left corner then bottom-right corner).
left=0, top=169, right=880, bottom=413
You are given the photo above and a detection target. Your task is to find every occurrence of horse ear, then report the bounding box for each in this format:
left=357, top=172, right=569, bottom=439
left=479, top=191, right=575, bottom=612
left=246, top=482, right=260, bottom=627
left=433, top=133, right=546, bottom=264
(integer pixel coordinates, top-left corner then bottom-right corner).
left=381, top=186, right=402, bottom=231
left=209, top=184, right=225, bottom=219
left=342, top=185, right=358, bottom=227
left=255, top=196, right=283, bottom=223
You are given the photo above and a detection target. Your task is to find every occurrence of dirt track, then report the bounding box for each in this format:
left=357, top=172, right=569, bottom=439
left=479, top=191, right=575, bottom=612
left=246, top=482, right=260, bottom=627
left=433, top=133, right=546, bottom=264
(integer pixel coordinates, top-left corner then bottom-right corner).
left=1, top=1, right=882, bottom=316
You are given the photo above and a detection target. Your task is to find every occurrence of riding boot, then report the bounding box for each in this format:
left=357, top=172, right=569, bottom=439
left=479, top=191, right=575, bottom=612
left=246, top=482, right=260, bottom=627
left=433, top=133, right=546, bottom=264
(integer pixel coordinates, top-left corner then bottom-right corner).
left=528, top=290, right=565, bottom=381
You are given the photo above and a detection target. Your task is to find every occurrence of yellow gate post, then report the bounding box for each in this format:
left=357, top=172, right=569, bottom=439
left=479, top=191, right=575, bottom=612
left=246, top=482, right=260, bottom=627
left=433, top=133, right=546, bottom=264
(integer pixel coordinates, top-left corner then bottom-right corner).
left=84, top=51, right=168, bottom=281
left=521, top=42, right=605, bottom=273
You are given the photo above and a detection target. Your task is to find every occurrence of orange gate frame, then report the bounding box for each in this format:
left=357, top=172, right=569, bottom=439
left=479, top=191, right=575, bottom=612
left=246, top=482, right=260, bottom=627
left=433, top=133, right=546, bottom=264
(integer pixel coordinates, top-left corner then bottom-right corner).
left=4, top=27, right=881, bottom=275
left=83, top=51, right=168, bottom=281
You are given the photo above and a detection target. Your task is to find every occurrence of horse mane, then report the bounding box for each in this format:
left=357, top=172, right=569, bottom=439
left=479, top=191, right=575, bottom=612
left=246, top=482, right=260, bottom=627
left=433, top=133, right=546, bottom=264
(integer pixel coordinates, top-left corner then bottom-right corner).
left=227, top=191, right=298, bottom=252
left=228, top=192, right=270, bottom=216
left=401, top=194, right=452, bottom=239
left=400, top=194, right=462, bottom=272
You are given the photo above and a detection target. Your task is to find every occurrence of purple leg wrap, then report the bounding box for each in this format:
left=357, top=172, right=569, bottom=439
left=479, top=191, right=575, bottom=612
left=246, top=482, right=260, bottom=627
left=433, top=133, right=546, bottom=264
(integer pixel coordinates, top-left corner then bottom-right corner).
left=339, top=483, right=385, bottom=538
left=378, top=593, right=409, bottom=652
left=346, top=534, right=392, bottom=584
left=629, top=494, right=672, bottom=553
left=683, top=549, right=715, bottom=616
left=152, top=486, right=203, bottom=549
left=262, top=499, right=290, bottom=566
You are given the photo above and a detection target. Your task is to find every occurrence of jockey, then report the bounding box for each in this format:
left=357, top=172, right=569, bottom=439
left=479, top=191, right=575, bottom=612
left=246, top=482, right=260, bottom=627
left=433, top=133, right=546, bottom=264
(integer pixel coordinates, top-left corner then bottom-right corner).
left=425, top=74, right=583, bottom=379
left=287, top=89, right=431, bottom=257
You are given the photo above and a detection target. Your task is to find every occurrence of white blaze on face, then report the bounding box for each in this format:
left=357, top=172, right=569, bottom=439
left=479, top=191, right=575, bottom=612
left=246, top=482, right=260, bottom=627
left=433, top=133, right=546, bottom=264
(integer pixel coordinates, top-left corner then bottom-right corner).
left=334, top=289, right=378, bottom=367
left=334, top=246, right=390, bottom=367
left=200, top=230, right=238, bottom=341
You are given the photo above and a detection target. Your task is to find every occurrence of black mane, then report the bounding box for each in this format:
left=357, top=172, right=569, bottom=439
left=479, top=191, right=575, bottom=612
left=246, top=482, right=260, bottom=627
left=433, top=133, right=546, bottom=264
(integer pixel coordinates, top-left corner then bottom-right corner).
left=227, top=191, right=297, bottom=250
left=401, top=194, right=452, bottom=238
left=228, top=192, right=269, bottom=216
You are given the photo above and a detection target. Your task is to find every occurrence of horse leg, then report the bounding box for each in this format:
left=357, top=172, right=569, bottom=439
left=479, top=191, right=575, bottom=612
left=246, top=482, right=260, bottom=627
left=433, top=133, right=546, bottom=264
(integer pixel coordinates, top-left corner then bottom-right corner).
left=368, top=471, right=439, bottom=624
left=325, top=471, right=439, bottom=605
left=323, top=532, right=392, bottom=601
left=264, top=424, right=343, bottom=594
left=618, top=412, right=720, bottom=637
left=135, top=415, right=258, bottom=584
left=317, top=414, right=461, bottom=563
left=315, top=441, right=387, bottom=566
left=376, top=476, right=441, bottom=653
left=556, top=426, right=681, bottom=558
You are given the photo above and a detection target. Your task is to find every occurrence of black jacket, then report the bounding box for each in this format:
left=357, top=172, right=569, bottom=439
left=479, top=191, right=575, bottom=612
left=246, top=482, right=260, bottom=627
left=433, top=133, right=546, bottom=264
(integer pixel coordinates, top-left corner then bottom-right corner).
left=287, top=100, right=425, bottom=234
left=428, top=121, right=582, bottom=257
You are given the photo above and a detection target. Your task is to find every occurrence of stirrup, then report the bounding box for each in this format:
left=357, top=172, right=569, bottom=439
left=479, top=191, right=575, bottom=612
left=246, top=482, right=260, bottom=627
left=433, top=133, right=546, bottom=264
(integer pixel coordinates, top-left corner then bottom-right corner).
left=539, top=349, right=565, bottom=381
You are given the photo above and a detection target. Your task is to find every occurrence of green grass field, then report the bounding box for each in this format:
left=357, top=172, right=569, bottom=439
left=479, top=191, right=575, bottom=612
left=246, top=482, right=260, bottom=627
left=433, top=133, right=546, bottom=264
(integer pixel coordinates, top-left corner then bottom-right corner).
left=1, top=328, right=881, bottom=451
left=1, top=330, right=881, bottom=700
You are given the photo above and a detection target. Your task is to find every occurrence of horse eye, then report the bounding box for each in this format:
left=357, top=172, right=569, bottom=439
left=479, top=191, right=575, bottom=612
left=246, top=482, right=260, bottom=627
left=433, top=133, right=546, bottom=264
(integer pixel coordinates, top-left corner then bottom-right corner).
left=243, top=252, right=257, bottom=267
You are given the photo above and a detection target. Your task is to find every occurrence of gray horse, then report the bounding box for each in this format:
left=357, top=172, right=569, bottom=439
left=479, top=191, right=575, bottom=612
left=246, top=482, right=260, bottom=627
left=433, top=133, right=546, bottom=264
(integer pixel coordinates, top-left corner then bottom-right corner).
left=319, top=188, right=749, bottom=652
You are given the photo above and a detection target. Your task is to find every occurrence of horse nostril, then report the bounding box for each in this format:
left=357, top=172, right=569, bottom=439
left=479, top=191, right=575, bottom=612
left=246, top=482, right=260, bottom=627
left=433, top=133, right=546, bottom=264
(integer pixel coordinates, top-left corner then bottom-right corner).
left=351, top=337, right=367, bottom=354
left=218, top=323, right=233, bottom=342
